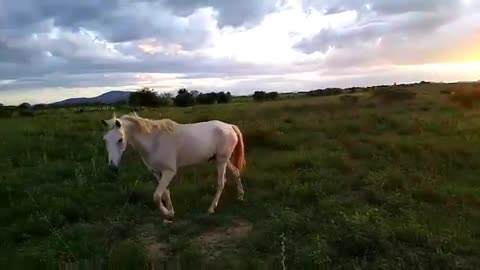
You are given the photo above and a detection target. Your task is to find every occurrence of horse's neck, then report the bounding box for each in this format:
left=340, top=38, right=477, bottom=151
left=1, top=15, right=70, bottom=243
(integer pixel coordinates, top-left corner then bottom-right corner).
left=123, top=121, right=153, bottom=158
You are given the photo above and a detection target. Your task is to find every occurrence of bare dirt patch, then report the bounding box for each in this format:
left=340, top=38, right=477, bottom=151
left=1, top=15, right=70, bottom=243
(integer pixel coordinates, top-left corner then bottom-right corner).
left=134, top=223, right=171, bottom=262
left=193, top=219, right=253, bottom=259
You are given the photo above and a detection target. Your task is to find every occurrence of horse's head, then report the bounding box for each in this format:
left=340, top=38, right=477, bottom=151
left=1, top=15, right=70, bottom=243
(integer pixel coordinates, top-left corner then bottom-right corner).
left=101, top=113, right=127, bottom=170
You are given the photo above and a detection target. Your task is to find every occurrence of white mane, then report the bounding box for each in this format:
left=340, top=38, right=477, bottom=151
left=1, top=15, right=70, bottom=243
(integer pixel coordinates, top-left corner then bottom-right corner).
left=120, top=113, right=178, bottom=134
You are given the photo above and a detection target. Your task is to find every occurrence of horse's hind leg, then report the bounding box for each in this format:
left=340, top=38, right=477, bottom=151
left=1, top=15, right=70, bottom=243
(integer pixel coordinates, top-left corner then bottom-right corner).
left=208, top=160, right=227, bottom=214
left=227, top=161, right=244, bottom=201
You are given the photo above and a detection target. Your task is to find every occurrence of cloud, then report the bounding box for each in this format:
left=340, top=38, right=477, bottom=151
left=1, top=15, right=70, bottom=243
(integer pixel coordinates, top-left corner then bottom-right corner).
left=295, top=0, right=465, bottom=54
left=294, top=0, right=480, bottom=69
left=1, top=0, right=480, bottom=105
left=161, top=0, right=285, bottom=28
left=296, top=7, right=480, bottom=69
left=0, top=0, right=285, bottom=81
left=0, top=0, right=282, bottom=43
left=305, top=0, right=460, bottom=16
left=0, top=1, right=219, bottom=53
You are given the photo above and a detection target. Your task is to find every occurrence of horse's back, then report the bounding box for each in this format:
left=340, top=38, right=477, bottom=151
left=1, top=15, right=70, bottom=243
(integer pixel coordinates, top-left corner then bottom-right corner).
left=174, top=120, right=237, bottom=166
left=183, top=119, right=234, bottom=133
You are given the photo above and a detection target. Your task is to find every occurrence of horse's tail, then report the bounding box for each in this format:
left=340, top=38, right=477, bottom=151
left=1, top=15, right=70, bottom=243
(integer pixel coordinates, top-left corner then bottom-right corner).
left=231, top=125, right=246, bottom=173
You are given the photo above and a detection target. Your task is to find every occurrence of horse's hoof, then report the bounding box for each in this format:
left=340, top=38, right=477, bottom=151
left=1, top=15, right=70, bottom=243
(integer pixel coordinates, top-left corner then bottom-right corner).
left=164, top=211, right=175, bottom=219
left=163, top=214, right=174, bottom=224
left=208, top=208, right=215, bottom=214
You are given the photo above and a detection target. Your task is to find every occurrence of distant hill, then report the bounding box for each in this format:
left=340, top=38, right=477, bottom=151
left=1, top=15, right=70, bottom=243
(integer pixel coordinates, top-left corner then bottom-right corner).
left=49, top=91, right=132, bottom=106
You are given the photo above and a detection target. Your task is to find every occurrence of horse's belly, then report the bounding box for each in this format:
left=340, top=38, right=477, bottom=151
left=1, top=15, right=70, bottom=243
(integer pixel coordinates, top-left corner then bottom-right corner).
left=175, top=121, right=233, bottom=167
left=177, top=146, right=215, bottom=167
left=176, top=138, right=216, bottom=167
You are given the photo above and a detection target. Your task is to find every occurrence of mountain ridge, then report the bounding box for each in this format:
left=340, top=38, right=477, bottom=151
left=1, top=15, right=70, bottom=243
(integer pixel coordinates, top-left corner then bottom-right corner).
left=49, top=90, right=132, bottom=106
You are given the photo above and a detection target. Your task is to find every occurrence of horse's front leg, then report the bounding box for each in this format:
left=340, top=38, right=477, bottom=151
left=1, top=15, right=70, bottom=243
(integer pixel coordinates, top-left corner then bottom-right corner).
left=153, top=170, right=176, bottom=220
left=162, top=189, right=174, bottom=216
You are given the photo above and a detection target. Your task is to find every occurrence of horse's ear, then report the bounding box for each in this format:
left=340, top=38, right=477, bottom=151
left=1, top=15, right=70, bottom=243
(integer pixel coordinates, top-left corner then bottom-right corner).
left=101, top=119, right=108, bottom=127
left=115, top=119, right=121, bottom=128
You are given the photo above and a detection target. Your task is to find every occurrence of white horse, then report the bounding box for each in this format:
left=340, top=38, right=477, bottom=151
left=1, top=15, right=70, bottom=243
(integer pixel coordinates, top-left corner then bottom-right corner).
left=101, top=112, right=246, bottom=221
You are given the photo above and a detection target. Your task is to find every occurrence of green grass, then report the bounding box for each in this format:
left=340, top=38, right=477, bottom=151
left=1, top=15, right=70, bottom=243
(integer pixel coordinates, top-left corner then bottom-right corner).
left=1, top=85, right=480, bottom=269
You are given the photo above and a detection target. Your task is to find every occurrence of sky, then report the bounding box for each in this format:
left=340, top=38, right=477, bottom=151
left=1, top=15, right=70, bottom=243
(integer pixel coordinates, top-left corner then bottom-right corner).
left=1, top=0, right=480, bottom=105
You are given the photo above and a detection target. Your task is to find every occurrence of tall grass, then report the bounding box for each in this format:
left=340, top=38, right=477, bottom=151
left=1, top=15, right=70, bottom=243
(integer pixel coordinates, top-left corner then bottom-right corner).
left=1, top=83, right=480, bottom=269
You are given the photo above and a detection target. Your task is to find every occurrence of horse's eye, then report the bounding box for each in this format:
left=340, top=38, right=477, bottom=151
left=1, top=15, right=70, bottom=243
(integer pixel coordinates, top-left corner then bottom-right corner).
left=118, top=138, right=123, bottom=143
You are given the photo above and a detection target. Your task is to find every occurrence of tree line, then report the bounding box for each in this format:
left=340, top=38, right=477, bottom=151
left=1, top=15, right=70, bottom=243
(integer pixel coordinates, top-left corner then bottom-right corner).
left=129, top=87, right=283, bottom=107
left=9, top=81, right=432, bottom=111
left=129, top=87, right=234, bottom=107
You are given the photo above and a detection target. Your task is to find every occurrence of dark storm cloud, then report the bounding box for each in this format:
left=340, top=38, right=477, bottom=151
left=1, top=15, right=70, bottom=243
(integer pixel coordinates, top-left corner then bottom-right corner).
left=0, top=0, right=282, bottom=41
left=0, top=0, right=119, bottom=30
left=0, top=0, right=217, bottom=51
left=161, top=0, right=284, bottom=28
left=0, top=39, right=38, bottom=64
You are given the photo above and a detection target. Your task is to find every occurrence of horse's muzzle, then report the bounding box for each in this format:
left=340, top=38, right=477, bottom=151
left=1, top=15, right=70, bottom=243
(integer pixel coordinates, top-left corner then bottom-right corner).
left=109, top=163, right=119, bottom=172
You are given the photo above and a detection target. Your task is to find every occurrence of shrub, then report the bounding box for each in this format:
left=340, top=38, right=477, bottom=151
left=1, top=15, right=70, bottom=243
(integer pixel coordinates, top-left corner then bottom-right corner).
left=18, top=102, right=31, bottom=110
left=0, top=107, right=14, bottom=118
left=18, top=110, right=34, bottom=117
left=370, top=88, right=416, bottom=104
left=32, top=104, right=48, bottom=110
left=339, top=95, right=359, bottom=106
left=440, top=88, right=452, bottom=95
left=174, top=88, right=196, bottom=107
left=217, top=91, right=232, bottom=103
left=448, top=84, right=480, bottom=108
left=194, top=91, right=232, bottom=104
left=307, top=88, right=343, bottom=97
left=158, top=93, right=173, bottom=105
left=253, top=91, right=267, bottom=102
left=267, top=91, right=279, bottom=100
left=253, top=91, right=279, bottom=102
left=196, top=92, right=218, bottom=104
left=244, top=128, right=295, bottom=150
left=129, top=87, right=171, bottom=107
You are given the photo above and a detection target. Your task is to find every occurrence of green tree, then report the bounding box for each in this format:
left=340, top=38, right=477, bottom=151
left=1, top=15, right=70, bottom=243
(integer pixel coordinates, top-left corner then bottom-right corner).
left=217, top=91, right=232, bottom=103
left=253, top=91, right=267, bottom=102
left=196, top=92, right=218, bottom=104
left=128, top=87, right=170, bottom=107
left=267, top=91, right=279, bottom=100
left=174, top=88, right=196, bottom=107
left=18, top=102, right=31, bottom=109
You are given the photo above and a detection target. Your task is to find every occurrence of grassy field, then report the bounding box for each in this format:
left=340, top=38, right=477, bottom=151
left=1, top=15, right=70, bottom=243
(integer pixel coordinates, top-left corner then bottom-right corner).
left=1, top=83, right=480, bottom=269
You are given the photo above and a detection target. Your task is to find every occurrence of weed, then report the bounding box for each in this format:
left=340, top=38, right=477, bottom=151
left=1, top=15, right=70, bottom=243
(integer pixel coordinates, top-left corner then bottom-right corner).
left=371, top=87, right=417, bottom=104
left=339, top=94, right=360, bottom=106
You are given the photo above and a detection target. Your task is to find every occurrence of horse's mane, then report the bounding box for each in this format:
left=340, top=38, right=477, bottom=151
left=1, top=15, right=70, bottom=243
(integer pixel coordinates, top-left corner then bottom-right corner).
left=120, top=113, right=178, bottom=134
